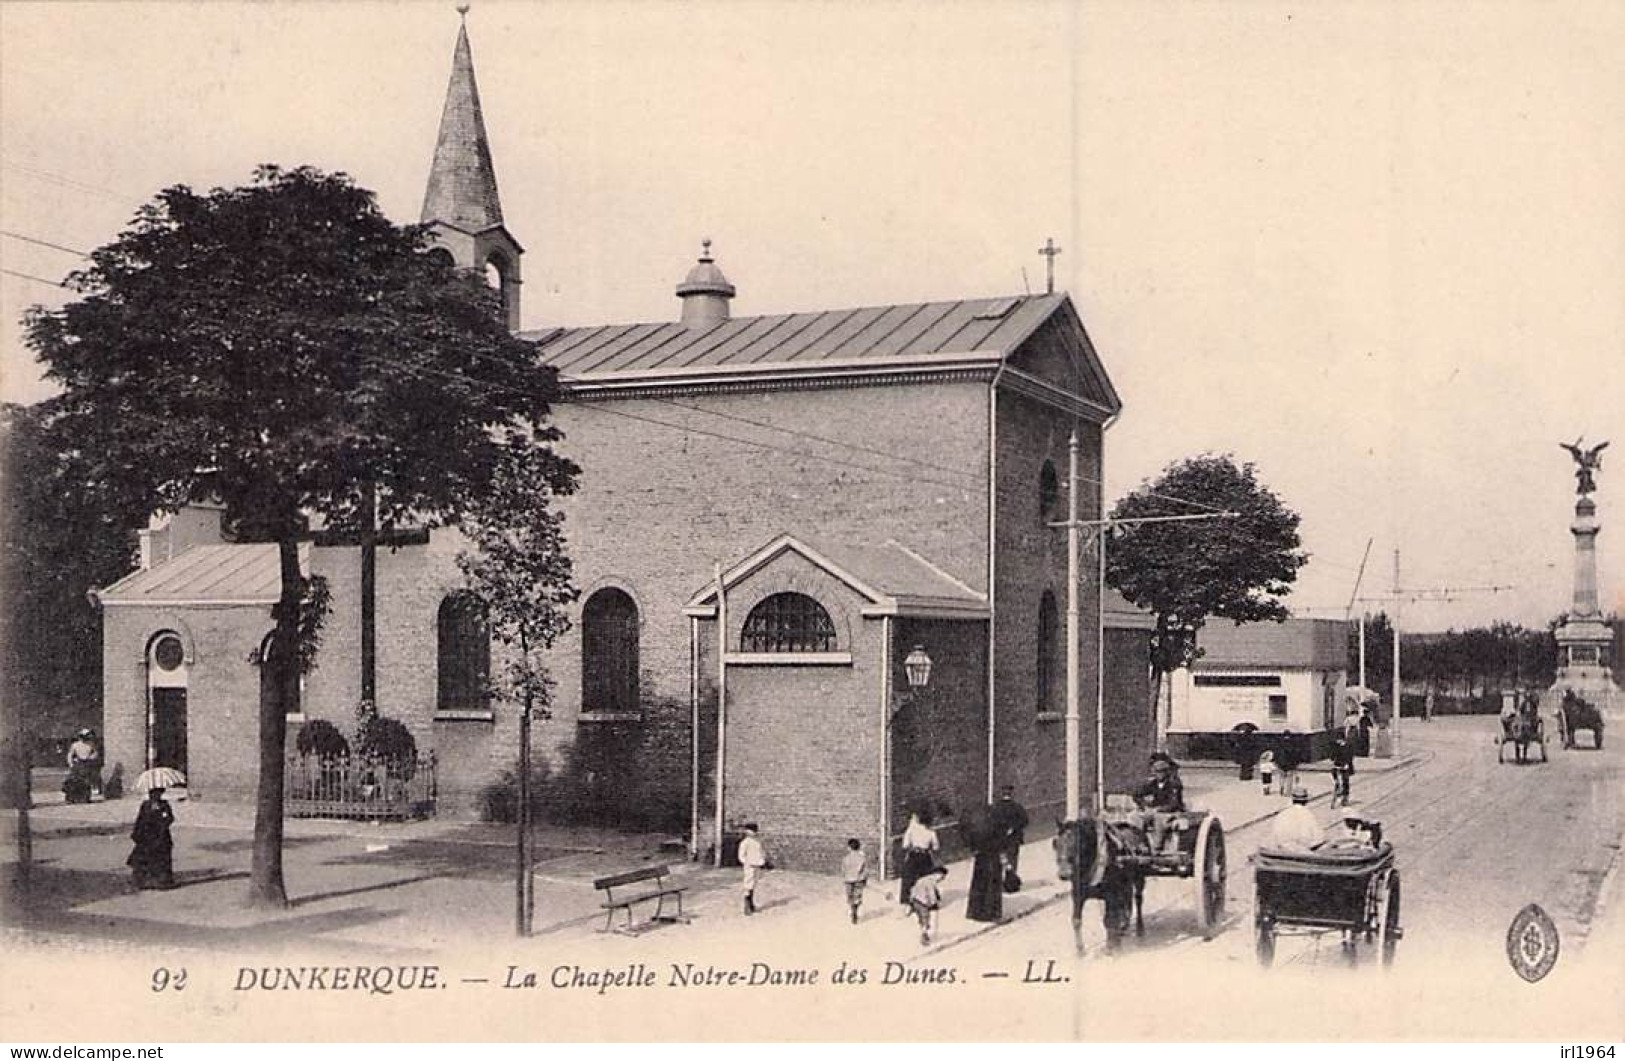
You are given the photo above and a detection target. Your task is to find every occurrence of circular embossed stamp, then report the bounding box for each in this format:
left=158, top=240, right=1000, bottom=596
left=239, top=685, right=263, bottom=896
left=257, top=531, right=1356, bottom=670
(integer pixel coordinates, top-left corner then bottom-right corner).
left=1506, top=902, right=1560, bottom=983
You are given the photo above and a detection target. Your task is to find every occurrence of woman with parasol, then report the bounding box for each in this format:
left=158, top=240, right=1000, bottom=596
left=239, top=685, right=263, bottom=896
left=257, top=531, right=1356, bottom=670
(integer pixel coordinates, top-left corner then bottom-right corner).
left=127, top=767, right=184, bottom=889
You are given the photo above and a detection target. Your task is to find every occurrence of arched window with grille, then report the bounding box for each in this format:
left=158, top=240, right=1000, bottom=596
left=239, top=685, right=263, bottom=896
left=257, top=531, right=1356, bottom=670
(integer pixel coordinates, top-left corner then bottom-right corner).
left=1037, top=590, right=1059, bottom=714
left=741, top=592, right=837, bottom=653
left=437, top=592, right=491, bottom=713
left=582, top=587, right=640, bottom=713
left=259, top=633, right=302, bottom=719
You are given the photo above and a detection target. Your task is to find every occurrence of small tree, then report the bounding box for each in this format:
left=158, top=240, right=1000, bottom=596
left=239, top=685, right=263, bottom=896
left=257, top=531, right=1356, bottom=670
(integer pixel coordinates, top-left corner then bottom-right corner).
left=457, top=446, right=576, bottom=935
left=25, top=165, right=575, bottom=906
left=1106, top=454, right=1308, bottom=737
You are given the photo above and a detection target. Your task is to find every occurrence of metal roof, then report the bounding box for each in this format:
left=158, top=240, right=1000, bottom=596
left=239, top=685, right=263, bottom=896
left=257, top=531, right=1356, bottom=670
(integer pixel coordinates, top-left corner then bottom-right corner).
left=97, top=543, right=308, bottom=607
left=1193, top=618, right=1352, bottom=670
left=522, top=293, right=1067, bottom=379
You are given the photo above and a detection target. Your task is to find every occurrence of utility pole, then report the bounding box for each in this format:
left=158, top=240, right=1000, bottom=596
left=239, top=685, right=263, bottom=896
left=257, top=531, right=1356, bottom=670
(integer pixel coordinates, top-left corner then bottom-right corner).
left=1349, top=562, right=1515, bottom=758
left=1347, top=537, right=1373, bottom=688
left=1064, top=432, right=1081, bottom=819
left=1392, top=550, right=1402, bottom=755
left=1049, top=504, right=1236, bottom=818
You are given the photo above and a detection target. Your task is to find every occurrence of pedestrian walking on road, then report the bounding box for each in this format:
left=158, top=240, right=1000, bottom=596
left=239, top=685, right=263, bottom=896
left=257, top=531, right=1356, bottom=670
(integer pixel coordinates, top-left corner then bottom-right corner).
left=1329, top=732, right=1355, bottom=807
left=738, top=822, right=768, bottom=916
left=910, top=863, right=948, bottom=945
left=1274, top=733, right=1300, bottom=799
left=841, top=838, right=868, bottom=924
left=897, top=807, right=939, bottom=911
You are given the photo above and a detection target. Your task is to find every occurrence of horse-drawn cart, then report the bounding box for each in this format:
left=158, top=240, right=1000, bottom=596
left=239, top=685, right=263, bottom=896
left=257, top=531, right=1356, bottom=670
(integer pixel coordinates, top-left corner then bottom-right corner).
left=1497, top=702, right=1547, bottom=764
left=1556, top=691, right=1605, bottom=750
left=1054, top=805, right=1227, bottom=954
left=1253, top=840, right=1401, bottom=968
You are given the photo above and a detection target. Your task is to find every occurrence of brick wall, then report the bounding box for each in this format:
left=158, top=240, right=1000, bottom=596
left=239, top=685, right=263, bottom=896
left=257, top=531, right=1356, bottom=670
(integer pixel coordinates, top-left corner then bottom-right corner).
left=890, top=616, right=989, bottom=862
left=549, top=381, right=992, bottom=827
left=990, top=383, right=1104, bottom=829
left=1102, top=626, right=1154, bottom=792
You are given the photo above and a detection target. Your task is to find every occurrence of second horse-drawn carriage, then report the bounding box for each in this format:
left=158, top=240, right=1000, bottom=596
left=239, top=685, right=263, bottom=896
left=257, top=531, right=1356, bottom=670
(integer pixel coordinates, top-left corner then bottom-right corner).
left=1252, top=833, right=1402, bottom=968
left=1053, top=797, right=1227, bottom=956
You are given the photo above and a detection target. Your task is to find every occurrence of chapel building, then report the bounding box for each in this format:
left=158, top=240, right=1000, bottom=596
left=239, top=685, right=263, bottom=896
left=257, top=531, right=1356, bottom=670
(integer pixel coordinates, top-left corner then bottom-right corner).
left=94, top=17, right=1152, bottom=871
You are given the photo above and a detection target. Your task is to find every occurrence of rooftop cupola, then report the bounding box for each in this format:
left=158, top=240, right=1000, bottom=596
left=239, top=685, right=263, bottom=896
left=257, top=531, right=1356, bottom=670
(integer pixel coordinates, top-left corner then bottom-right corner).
left=421, top=6, right=524, bottom=331
left=676, top=240, right=735, bottom=328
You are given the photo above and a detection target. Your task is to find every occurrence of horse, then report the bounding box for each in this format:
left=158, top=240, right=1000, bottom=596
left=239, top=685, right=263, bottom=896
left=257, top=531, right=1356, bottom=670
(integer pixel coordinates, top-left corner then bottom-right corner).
left=1498, top=695, right=1542, bottom=764
left=1053, top=817, right=1146, bottom=956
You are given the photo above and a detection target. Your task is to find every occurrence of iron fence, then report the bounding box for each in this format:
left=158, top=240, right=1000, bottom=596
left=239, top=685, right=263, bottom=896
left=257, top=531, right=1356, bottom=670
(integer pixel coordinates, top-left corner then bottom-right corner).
left=284, top=752, right=437, bottom=820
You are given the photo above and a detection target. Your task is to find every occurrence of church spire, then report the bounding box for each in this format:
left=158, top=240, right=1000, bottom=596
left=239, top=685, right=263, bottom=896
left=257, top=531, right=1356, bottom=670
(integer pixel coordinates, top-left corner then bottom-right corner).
left=420, top=7, right=523, bottom=331
left=421, top=9, right=504, bottom=231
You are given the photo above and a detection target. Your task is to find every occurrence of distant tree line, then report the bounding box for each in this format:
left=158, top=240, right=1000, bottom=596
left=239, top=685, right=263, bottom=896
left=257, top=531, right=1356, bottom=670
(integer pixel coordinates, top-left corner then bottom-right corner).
left=1344, top=614, right=1617, bottom=715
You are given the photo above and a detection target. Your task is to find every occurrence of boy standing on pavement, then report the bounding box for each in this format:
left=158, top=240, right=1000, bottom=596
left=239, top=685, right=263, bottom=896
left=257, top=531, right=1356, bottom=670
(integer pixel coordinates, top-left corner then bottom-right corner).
left=841, top=838, right=868, bottom=924
left=738, top=822, right=767, bottom=916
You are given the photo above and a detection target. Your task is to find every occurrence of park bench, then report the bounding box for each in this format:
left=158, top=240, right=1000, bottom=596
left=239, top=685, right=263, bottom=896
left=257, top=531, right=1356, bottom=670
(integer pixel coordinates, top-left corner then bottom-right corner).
left=593, top=865, right=688, bottom=933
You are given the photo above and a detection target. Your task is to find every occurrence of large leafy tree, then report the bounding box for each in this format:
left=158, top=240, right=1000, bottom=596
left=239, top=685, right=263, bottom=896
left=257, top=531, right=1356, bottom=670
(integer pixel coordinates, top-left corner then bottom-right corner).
left=1, top=403, right=142, bottom=740
left=24, top=165, right=576, bottom=906
left=1106, top=454, right=1308, bottom=726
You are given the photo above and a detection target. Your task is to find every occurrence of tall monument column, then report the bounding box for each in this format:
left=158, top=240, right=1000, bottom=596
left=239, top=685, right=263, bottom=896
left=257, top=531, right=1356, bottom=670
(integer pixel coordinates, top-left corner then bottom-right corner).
left=1547, top=438, right=1615, bottom=717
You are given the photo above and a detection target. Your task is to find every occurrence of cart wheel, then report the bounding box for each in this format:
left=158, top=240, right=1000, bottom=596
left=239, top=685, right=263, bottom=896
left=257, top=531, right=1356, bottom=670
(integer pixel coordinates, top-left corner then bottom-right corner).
left=1193, top=816, right=1226, bottom=937
left=1376, top=871, right=1401, bottom=967
left=1254, top=917, right=1275, bottom=968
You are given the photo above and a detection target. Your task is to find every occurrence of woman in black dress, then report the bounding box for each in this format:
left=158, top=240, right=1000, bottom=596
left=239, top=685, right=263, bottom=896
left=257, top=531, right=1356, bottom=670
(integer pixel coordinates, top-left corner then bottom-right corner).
left=127, top=788, right=175, bottom=889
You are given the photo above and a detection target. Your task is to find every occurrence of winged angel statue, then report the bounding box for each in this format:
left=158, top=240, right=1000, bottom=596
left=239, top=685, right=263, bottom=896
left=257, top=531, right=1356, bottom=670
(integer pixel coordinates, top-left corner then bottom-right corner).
left=1560, top=437, right=1609, bottom=496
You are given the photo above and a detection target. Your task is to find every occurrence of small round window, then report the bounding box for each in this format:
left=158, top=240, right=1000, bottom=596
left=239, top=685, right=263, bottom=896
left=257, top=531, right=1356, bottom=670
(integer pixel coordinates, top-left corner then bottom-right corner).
left=152, top=634, right=185, bottom=672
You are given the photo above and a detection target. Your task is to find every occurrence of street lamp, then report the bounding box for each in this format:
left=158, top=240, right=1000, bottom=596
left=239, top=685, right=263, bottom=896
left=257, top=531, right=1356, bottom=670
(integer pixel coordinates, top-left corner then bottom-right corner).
left=903, top=645, right=933, bottom=691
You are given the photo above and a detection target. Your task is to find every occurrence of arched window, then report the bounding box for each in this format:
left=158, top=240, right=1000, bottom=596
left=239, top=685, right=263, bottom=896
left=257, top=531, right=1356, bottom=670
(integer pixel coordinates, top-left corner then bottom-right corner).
left=425, top=247, right=456, bottom=270
left=1040, top=460, right=1060, bottom=519
left=259, top=633, right=301, bottom=718
left=1037, top=591, right=1059, bottom=713
left=582, top=588, right=639, bottom=713
left=742, top=592, right=836, bottom=653
left=437, top=593, right=491, bottom=712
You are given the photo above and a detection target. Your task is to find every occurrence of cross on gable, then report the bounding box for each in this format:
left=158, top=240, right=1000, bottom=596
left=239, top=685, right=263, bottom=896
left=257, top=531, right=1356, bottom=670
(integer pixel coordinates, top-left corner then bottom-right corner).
left=1038, top=238, right=1062, bottom=294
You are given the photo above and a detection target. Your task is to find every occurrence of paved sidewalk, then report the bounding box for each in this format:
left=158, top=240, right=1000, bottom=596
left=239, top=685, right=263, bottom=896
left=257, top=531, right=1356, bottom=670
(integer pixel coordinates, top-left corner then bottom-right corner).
left=4, top=755, right=1416, bottom=960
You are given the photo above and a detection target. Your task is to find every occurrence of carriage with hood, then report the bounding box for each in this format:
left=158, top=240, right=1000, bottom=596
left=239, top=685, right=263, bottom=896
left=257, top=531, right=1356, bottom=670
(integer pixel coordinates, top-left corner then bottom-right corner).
left=1252, top=815, right=1401, bottom=968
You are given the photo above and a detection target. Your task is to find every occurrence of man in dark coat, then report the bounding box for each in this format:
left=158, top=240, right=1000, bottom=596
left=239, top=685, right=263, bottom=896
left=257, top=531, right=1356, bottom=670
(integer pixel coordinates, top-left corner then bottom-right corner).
left=1131, top=753, right=1185, bottom=853
left=987, top=784, right=1029, bottom=879
left=127, top=788, right=175, bottom=889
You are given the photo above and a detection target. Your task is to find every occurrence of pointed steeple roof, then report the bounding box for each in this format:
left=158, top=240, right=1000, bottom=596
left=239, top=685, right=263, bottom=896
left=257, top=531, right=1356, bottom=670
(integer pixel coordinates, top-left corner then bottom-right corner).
left=421, top=15, right=504, bottom=232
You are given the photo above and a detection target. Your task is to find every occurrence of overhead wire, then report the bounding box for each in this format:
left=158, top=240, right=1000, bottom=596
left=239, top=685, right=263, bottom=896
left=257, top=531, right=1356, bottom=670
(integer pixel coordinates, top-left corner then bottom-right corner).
left=1, top=266, right=69, bottom=289
left=1, top=229, right=90, bottom=258
left=5, top=168, right=1256, bottom=515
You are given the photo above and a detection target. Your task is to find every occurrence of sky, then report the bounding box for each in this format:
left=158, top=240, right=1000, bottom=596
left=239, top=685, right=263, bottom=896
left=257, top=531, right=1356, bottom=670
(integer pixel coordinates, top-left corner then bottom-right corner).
left=2, top=1, right=1621, bottom=632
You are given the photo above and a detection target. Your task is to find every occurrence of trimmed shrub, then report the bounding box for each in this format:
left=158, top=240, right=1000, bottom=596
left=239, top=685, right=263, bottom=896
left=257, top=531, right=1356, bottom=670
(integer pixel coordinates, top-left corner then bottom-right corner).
left=295, top=718, right=350, bottom=759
